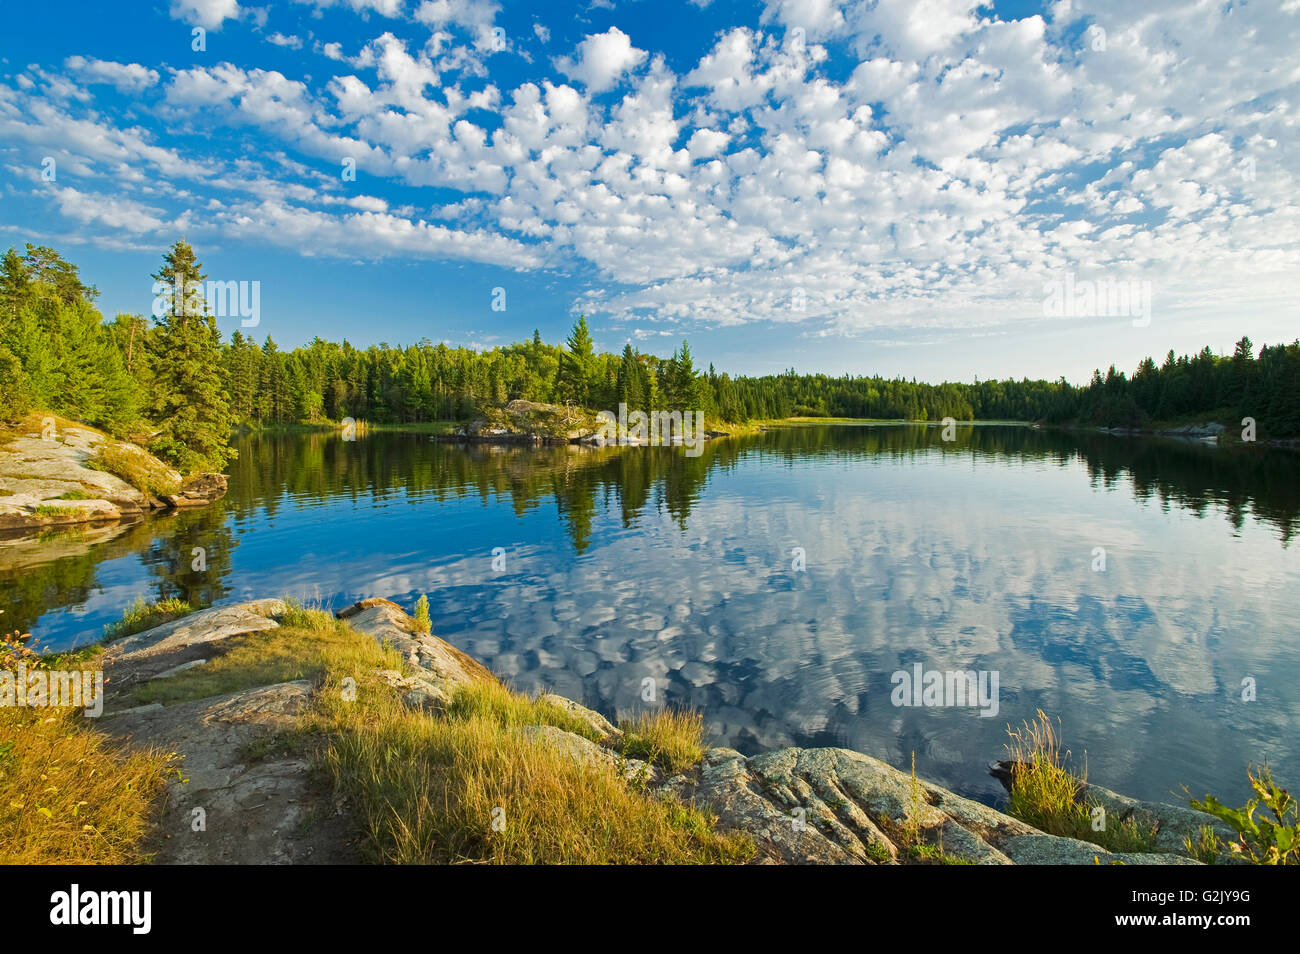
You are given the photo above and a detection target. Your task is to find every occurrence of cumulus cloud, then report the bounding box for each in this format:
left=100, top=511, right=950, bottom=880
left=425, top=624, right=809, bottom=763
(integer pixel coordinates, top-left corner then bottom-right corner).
left=7, top=0, right=1300, bottom=343
left=557, top=27, right=648, bottom=93
left=64, top=56, right=160, bottom=93
left=169, top=0, right=241, bottom=30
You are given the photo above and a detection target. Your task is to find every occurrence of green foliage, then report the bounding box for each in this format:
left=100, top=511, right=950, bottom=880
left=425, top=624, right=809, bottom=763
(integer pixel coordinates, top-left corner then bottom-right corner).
left=556, top=314, right=596, bottom=407
left=1190, top=764, right=1299, bottom=865
left=147, top=240, right=237, bottom=472
left=103, top=596, right=196, bottom=641
left=7, top=241, right=1300, bottom=460
left=413, top=594, right=431, bottom=635
left=32, top=505, right=82, bottom=518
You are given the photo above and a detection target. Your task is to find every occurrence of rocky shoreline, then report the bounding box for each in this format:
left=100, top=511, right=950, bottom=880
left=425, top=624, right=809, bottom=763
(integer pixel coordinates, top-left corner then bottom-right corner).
left=0, top=418, right=227, bottom=535
left=95, top=597, right=1230, bottom=865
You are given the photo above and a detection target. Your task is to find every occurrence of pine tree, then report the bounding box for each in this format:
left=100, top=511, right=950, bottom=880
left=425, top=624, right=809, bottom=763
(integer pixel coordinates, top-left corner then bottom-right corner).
left=0, top=247, right=31, bottom=320
left=148, top=240, right=236, bottom=470
left=556, top=314, right=595, bottom=406
left=616, top=343, right=646, bottom=413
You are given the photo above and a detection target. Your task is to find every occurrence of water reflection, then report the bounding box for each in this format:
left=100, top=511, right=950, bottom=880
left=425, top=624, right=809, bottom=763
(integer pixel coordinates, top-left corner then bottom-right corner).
left=3, top=425, right=1297, bottom=807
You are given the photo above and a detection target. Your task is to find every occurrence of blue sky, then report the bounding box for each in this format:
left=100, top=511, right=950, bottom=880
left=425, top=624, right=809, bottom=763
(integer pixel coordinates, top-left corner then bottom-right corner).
left=1, top=0, right=1297, bottom=383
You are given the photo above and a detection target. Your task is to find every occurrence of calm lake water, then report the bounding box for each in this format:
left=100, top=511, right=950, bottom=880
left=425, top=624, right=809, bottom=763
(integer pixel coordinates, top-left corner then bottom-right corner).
left=5, top=424, right=1299, bottom=808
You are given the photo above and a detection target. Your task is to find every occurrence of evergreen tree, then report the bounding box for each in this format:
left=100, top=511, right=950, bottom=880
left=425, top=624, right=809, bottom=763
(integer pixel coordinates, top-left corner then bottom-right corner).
left=556, top=314, right=595, bottom=406
left=616, top=343, right=646, bottom=413
left=148, top=240, right=236, bottom=470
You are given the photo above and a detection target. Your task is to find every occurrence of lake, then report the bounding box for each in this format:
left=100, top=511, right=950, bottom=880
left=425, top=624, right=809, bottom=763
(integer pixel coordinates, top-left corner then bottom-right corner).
left=4, top=423, right=1298, bottom=809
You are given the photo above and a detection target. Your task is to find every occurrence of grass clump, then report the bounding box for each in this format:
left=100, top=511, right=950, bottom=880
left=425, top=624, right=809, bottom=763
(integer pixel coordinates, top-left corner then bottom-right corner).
left=1184, top=824, right=1224, bottom=864
left=86, top=442, right=180, bottom=498
left=132, top=607, right=399, bottom=707
left=617, top=707, right=707, bottom=773
left=103, top=596, right=196, bottom=642
left=1003, top=710, right=1157, bottom=854
left=316, top=678, right=752, bottom=864
left=446, top=680, right=607, bottom=742
left=0, top=631, right=176, bottom=863
left=48, top=489, right=93, bottom=500
left=33, top=505, right=83, bottom=518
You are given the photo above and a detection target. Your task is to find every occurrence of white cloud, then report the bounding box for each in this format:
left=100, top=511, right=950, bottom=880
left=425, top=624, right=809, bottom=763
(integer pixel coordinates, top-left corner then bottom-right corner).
left=267, top=33, right=304, bottom=49
left=687, top=128, right=729, bottom=158
left=64, top=56, right=160, bottom=93
left=169, top=0, right=241, bottom=30
left=557, top=27, right=648, bottom=93
left=7, top=0, right=1300, bottom=347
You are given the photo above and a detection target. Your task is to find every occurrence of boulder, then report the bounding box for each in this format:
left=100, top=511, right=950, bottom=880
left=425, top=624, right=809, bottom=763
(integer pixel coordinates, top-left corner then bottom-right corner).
left=336, top=598, right=498, bottom=707
left=162, top=472, right=228, bottom=508
left=684, top=745, right=1204, bottom=866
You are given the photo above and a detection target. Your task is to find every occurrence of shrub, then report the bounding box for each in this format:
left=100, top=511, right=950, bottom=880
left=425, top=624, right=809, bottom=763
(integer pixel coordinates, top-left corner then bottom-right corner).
left=413, top=595, right=431, bottom=635
left=1190, top=764, right=1298, bottom=865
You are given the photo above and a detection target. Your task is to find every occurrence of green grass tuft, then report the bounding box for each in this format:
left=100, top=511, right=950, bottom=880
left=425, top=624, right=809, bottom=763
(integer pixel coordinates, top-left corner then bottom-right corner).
left=617, top=708, right=707, bottom=773
left=103, top=597, right=196, bottom=642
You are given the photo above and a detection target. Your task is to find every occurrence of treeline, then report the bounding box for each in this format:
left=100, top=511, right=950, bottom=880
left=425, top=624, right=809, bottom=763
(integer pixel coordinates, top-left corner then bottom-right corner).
left=4, top=241, right=1299, bottom=471
left=1, top=241, right=235, bottom=471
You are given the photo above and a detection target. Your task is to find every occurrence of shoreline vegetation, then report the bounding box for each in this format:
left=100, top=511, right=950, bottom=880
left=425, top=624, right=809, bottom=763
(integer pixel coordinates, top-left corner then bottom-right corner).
left=3, top=240, right=1299, bottom=471
left=2, top=596, right=1294, bottom=865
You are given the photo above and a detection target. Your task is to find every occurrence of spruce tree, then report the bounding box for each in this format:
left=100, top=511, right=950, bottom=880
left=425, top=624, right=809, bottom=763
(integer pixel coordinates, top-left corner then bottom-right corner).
left=148, top=240, right=236, bottom=470
left=556, top=314, right=595, bottom=406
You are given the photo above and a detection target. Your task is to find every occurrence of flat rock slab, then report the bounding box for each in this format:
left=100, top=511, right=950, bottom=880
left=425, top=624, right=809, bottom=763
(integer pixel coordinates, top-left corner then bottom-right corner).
left=105, top=680, right=357, bottom=864
left=104, top=600, right=287, bottom=661
left=101, top=600, right=287, bottom=697
left=687, top=746, right=1201, bottom=866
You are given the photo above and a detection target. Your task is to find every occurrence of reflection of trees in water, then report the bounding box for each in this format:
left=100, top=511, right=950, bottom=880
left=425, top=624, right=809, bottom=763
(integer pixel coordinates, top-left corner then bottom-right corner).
left=136, top=501, right=237, bottom=608
left=226, top=433, right=732, bottom=552
left=0, top=503, right=237, bottom=640
left=751, top=425, right=1300, bottom=544
left=226, top=427, right=1300, bottom=552
left=9, top=424, right=1294, bottom=640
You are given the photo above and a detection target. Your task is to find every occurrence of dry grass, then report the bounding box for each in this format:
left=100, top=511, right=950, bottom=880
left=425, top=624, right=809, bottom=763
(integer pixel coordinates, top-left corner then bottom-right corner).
left=8, top=603, right=753, bottom=865
left=86, top=442, right=180, bottom=497
left=132, top=606, right=403, bottom=707
left=446, top=680, right=607, bottom=742
left=315, top=681, right=752, bottom=864
left=12, top=411, right=107, bottom=440
left=0, top=635, right=176, bottom=864
left=1004, top=710, right=1156, bottom=854
left=617, top=707, right=707, bottom=773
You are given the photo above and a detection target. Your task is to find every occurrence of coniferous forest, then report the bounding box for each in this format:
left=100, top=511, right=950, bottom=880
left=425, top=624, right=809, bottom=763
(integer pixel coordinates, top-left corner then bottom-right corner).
left=2, top=239, right=1298, bottom=473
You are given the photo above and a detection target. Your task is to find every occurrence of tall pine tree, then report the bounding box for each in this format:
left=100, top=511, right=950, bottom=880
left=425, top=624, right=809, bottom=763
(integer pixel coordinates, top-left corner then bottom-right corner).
left=149, top=240, right=236, bottom=470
